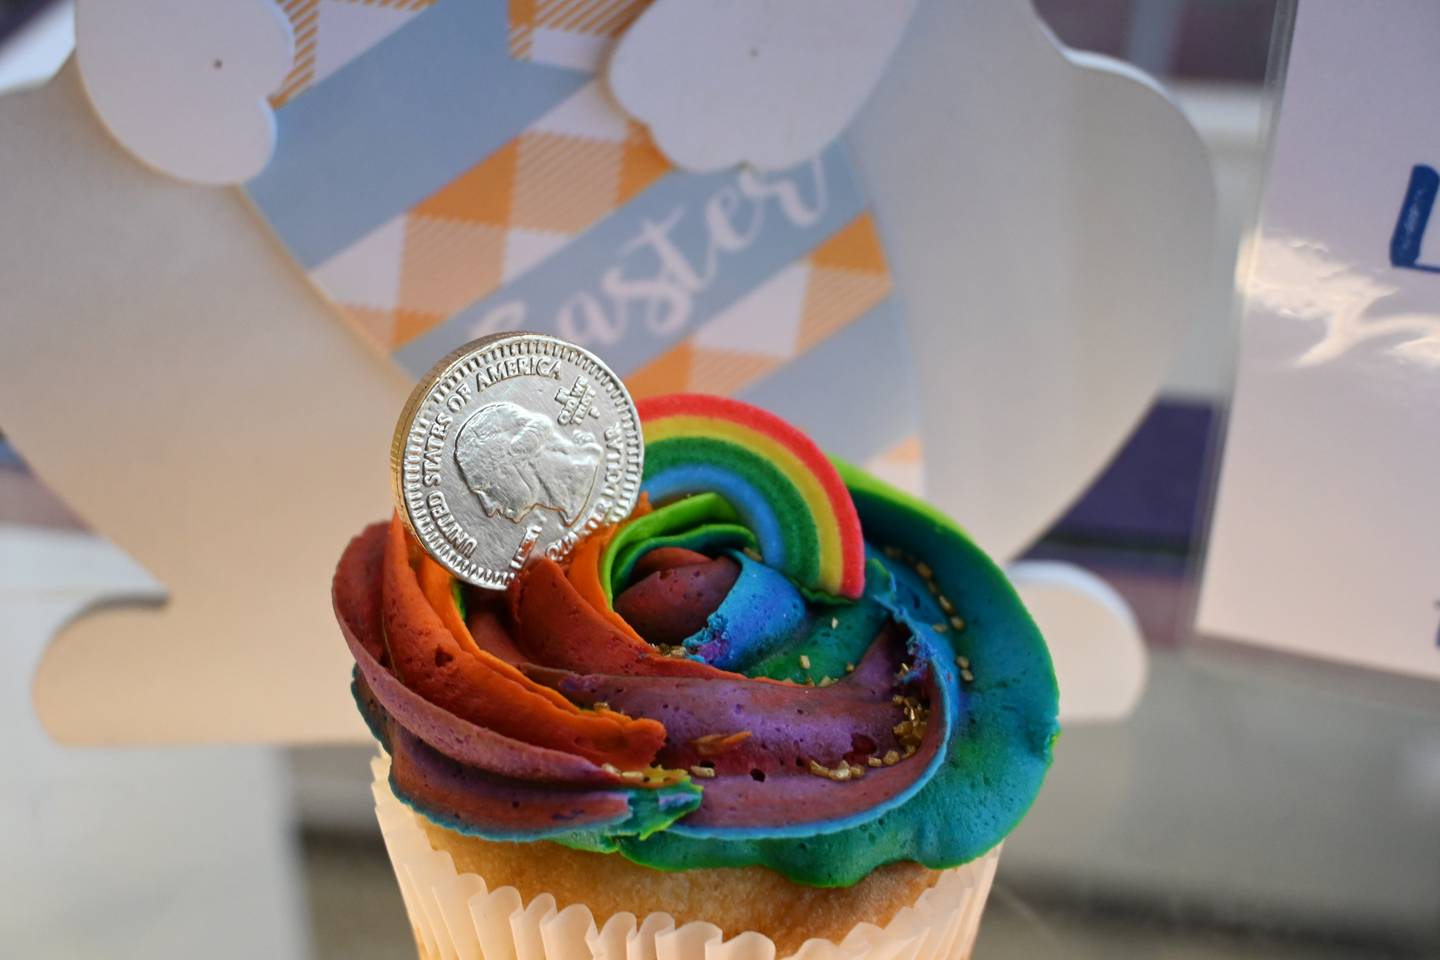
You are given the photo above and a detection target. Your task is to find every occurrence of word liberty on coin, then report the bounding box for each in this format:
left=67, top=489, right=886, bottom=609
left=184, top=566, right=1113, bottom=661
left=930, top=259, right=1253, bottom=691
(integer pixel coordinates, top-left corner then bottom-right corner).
left=391, top=333, right=644, bottom=589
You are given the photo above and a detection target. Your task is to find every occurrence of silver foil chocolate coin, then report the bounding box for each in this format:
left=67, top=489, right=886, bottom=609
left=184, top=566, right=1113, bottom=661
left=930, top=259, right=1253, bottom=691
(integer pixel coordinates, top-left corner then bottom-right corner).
left=391, top=333, right=644, bottom=589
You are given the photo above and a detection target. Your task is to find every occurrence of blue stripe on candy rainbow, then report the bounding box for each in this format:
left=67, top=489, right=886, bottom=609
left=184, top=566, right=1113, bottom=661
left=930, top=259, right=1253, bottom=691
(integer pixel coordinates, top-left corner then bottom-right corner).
left=641, top=465, right=788, bottom=571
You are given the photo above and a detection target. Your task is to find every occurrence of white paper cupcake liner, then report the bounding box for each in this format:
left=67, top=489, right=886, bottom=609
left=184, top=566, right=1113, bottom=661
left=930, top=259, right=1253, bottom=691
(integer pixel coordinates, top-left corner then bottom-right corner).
left=370, top=755, right=1000, bottom=960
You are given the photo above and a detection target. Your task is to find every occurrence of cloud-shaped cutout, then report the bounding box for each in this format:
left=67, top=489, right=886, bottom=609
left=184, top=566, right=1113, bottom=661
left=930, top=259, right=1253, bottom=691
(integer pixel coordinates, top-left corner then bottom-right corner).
left=76, top=0, right=292, bottom=185
left=607, top=0, right=917, bottom=172
left=1008, top=561, right=1148, bottom=724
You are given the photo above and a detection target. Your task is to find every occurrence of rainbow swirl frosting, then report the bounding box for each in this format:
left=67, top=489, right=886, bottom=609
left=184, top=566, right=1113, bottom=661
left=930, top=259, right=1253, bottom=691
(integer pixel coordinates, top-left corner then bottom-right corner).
left=334, top=396, right=1058, bottom=886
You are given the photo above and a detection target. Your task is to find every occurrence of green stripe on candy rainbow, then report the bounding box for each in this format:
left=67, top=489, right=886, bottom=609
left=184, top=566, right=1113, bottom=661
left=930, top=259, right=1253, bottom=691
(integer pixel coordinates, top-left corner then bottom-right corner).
left=635, top=394, right=866, bottom=599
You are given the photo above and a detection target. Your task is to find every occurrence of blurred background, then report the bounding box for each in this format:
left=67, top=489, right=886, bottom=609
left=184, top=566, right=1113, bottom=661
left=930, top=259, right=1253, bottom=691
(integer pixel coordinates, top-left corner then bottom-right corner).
left=3, top=1, right=1438, bottom=958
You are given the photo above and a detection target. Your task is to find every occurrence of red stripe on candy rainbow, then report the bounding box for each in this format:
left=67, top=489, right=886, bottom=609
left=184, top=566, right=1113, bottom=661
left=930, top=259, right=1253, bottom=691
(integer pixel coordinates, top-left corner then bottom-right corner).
left=637, top=394, right=866, bottom=599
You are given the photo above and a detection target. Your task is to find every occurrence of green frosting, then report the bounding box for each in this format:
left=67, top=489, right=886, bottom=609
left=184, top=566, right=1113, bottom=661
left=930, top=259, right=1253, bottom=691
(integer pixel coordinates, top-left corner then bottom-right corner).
left=745, top=557, right=895, bottom=683
left=602, top=492, right=756, bottom=602
left=543, top=779, right=707, bottom=853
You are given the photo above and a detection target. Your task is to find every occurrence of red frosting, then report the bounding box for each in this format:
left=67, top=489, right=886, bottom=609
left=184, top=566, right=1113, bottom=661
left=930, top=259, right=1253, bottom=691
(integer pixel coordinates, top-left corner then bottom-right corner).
left=613, top=555, right=741, bottom=646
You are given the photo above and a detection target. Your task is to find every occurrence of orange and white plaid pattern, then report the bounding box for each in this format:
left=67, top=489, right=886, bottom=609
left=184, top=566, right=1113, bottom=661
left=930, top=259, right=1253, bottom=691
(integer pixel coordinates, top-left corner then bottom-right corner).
left=310, top=81, right=670, bottom=348
left=271, top=0, right=437, bottom=108
left=508, top=0, right=654, bottom=66
left=625, top=214, right=894, bottom=399
left=271, top=0, right=653, bottom=107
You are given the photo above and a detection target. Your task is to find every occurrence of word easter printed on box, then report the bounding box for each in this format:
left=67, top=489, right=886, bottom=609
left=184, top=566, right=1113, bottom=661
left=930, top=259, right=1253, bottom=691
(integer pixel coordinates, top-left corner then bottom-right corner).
left=434, top=159, right=834, bottom=354
left=398, top=154, right=849, bottom=373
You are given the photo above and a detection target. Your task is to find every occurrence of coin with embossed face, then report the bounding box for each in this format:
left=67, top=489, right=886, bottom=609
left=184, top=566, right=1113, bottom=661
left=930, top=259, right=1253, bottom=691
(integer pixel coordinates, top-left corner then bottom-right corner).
left=391, top=333, right=644, bottom=589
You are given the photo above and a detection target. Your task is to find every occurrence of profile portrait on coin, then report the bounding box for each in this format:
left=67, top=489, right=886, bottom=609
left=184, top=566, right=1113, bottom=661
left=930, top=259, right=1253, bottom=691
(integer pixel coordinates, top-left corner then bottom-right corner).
left=453, top=401, right=605, bottom=526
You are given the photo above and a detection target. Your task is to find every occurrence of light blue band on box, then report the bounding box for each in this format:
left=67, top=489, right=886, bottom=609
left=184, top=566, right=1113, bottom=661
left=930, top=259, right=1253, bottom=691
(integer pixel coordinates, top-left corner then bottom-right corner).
left=246, top=0, right=588, bottom=269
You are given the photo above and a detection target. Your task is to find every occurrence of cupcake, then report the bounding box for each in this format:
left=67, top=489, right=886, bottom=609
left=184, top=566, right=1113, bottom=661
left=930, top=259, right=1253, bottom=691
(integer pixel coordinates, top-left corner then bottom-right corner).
left=334, top=392, right=1059, bottom=960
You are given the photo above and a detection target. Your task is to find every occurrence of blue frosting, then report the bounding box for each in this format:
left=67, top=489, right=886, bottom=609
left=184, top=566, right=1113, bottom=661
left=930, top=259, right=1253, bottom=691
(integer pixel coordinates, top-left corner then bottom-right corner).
left=681, top=553, right=808, bottom=671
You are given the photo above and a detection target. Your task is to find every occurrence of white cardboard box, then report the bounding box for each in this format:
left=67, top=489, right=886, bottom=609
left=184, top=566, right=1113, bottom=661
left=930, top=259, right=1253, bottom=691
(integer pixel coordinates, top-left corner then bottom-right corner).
left=1199, top=0, right=1440, bottom=682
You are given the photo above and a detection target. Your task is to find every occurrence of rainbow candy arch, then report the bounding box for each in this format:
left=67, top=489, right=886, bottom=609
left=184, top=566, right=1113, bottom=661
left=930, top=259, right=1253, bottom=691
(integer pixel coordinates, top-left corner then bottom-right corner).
left=636, top=394, right=866, bottom=599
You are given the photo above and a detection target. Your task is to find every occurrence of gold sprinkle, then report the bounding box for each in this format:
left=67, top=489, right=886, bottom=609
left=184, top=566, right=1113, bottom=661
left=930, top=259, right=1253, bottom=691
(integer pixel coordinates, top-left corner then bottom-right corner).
left=831, top=617, right=839, bottom=629
left=742, top=547, right=763, bottom=562
left=829, top=765, right=852, bottom=781
left=933, top=622, right=949, bottom=633
left=850, top=763, right=866, bottom=779
left=867, top=756, right=884, bottom=767
left=957, top=655, right=971, bottom=669
left=691, top=731, right=753, bottom=756
left=938, top=595, right=956, bottom=614
left=689, top=765, right=717, bottom=779
left=892, top=694, right=905, bottom=705
left=915, top=562, right=934, bottom=580
left=883, top=545, right=901, bottom=559
left=601, top=763, right=621, bottom=775
left=845, top=662, right=855, bottom=673
left=889, top=694, right=931, bottom=753
left=883, top=750, right=900, bottom=766
left=593, top=701, right=611, bottom=712
left=621, top=770, right=645, bottom=782
left=799, top=654, right=812, bottom=670
left=950, top=616, right=966, bottom=631
left=961, top=669, right=975, bottom=683
left=809, top=759, right=830, bottom=777
left=819, top=676, right=835, bottom=687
